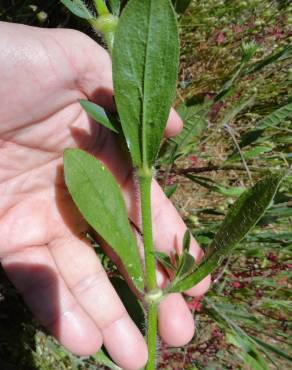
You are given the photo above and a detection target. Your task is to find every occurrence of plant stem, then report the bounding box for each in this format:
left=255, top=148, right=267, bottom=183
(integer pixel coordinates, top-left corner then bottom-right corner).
left=90, top=14, right=118, bottom=55
left=93, top=0, right=109, bottom=15
left=139, top=171, right=157, bottom=291
left=139, top=169, right=158, bottom=370
left=146, top=303, right=158, bottom=370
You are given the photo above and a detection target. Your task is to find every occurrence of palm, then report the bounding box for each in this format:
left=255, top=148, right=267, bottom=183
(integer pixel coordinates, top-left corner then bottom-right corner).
left=0, top=22, right=210, bottom=370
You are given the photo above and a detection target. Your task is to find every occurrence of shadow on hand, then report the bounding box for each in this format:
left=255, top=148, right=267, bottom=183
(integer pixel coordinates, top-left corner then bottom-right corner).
left=0, top=263, right=60, bottom=370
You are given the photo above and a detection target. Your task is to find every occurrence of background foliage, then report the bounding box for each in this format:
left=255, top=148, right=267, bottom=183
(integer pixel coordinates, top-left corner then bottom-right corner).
left=0, top=0, right=291, bottom=369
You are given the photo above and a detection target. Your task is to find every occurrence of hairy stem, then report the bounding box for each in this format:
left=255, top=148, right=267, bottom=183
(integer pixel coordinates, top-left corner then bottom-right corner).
left=93, top=0, right=109, bottom=15
left=139, top=170, right=158, bottom=370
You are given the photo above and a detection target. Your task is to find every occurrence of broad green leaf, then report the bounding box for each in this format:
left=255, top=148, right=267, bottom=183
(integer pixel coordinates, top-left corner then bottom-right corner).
left=64, top=149, right=144, bottom=291
left=79, top=99, right=119, bottom=133
left=109, top=0, right=121, bottom=16
left=186, top=174, right=245, bottom=197
left=168, top=172, right=284, bottom=292
left=91, top=350, right=122, bottom=370
left=61, top=0, right=94, bottom=19
left=112, top=0, right=179, bottom=167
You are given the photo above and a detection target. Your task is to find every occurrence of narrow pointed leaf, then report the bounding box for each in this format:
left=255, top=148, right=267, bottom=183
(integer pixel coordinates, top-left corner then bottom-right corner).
left=109, top=0, right=121, bottom=16
left=174, top=252, right=196, bottom=280
left=172, top=0, right=192, bottom=14
left=64, top=149, right=144, bottom=291
left=168, top=172, right=284, bottom=292
left=154, top=251, right=176, bottom=271
left=79, top=99, right=119, bottom=133
left=182, top=229, right=191, bottom=253
left=91, top=350, right=122, bottom=370
left=61, top=0, right=94, bottom=19
left=112, top=0, right=179, bottom=167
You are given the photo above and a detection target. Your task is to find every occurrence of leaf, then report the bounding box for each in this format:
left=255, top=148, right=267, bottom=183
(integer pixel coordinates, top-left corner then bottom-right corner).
left=60, top=0, right=94, bottom=19
left=226, top=333, right=269, bottom=370
left=174, top=252, right=196, bottom=280
left=186, top=174, right=245, bottom=197
left=182, top=229, right=191, bottom=253
left=256, top=102, right=292, bottom=129
left=165, top=101, right=208, bottom=162
left=79, top=99, right=119, bottom=133
left=243, top=45, right=292, bottom=76
left=168, top=172, right=284, bottom=292
left=219, top=95, right=255, bottom=127
left=110, top=277, right=145, bottom=334
left=250, top=335, right=292, bottom=362
left=64, top=149, right=144, bottom=291
left=91, top=350, right=122, bottom=370
left=164, top=183, right=178, bottom=198
left=109, top=0, right=121, bottom=15
left=155, top=251, right=176, bottom=271
left=112, top=0, right=179, bottom=167
left=228, top=146, right=272, bottom=161
left=172, top=0, right=192, bottom=14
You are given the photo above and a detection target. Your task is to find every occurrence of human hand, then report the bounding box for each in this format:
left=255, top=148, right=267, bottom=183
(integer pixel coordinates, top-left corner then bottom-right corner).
left=0, top=22, right=210, bottom=370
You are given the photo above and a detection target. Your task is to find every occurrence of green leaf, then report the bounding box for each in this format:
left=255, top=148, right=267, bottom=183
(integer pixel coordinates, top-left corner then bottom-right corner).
left=110, top=277, right=145, bottom=334
left=186, top=174, right=245, bottom=197
left=91, top=349, right=122, bottom=370
left=109, top=0, right=121, bottom=16
left=165, top=101, right=208, bottom=162
left=182, top=229, right=191, bottom=253
left=168, top=172, right=284, bottom=292
left=228, top=146, right=272, bottom=161
left=174, top=252, right=196, bottom=280
left=172, top=0, right=192, bottom=14
left=64, top=149, right=144, bottom=291
left=226, top=333, right=269, bottom=370
left=79, top=99, right=119, bottom=133
left=250, top=335, right=292, bottom=362
left=243, top=45, right=292, bottom=76
left=257, top=102, right=292, bottom=129
left=61, top=0, right=94, bottom=19
left=219, top=95, right=255, bottom=127
left=164, top=183, right=178, bottom=198
left=112, top=0, right=179, bottom=167
left=154, top=251, right=176, bottom=271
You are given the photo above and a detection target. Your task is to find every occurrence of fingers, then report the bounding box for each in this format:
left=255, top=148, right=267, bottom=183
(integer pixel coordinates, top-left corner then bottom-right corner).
left=164, top=108, right=183, bottom=138
left=158, top=294, right=195, bottom=346
left=49, top=233, right=148, bottom=370
left=1, top=246, right=102, bottom=356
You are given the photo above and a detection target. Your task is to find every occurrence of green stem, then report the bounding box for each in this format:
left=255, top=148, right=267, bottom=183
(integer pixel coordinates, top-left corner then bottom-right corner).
left=139, top=169, right=158, bottom=370
left=93, top=0, right=109, bottom=15
left=139, top=171, right=157, bottom=291
left=90, top=14, right=118, bottom=55
left=146, top=304, right=158, bottom=370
